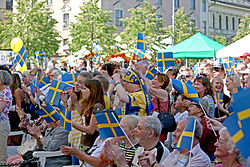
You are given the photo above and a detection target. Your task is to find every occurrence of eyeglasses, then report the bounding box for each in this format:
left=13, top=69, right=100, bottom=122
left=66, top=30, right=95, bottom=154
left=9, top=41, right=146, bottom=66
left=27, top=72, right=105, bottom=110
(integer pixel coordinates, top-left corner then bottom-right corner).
left=213, top=68, right=221, bottom=72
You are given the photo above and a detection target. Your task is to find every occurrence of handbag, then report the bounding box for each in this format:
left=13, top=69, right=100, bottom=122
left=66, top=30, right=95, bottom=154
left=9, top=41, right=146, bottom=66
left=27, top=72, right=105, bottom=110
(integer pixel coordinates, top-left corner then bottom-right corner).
left=17, top=138, right=37, bottom=155
left=157, top=98, right=176, bottom=133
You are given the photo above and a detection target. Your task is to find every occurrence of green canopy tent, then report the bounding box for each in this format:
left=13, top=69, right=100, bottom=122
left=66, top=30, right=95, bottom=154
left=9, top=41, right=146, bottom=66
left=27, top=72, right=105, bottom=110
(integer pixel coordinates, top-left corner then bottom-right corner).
left=159, top=32, right=225, bottom=59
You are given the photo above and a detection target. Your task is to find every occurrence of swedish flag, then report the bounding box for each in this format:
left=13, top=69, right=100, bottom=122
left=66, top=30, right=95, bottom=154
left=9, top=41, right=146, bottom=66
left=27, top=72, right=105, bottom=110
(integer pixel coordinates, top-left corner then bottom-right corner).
left=236, top=86, right=243, bottom=93
left=16, top=46, right=28, bottom=67
left=214, top=58, right=223, bottom=64
left=224, top=88, right=250, bottom=159
left=62, top=73, right=79, bottom=85
left=223, top=63, right=231, bottom=76
left=45, top=79, right=66, bottom=106
left=95, top=110, right=125, bottom=139
left=216, top=93, right=223, bottom=105
left=192, top=63, right=199, bottom=79
left=10, top=52, right=17, bottom=69
left=38, top=75, right=50, bottom=88
left=157, top=52, right=175, bottom=69
left=137, top=33, right=147, bottom=50
left=114, top=108, right=123, bottom=122
left=93, top=54, right=100, bottom=63
left=35, top=104, right=60, bottom=123
left=176, top=119, right=196, bottom=150
left=133, top=48, right=146, bottom=58
left=145, top=66, right=158, bottom=80
left=158, top=67, right=168, bottom=73
left=171, top=78, right=199, bottom=104
left=36, top=51, right=46, bottom=60
left=58, top=104, right=72, bottom=131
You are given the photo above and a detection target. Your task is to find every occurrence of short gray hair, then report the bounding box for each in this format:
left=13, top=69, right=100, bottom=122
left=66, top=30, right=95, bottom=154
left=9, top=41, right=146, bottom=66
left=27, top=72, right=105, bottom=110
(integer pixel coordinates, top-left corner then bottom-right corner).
left=0, top=70, right=12, bottom=86
left=142, top=116, right=162, bottom=137
left=186, top=116, right=203, bottom=140
left=52, top=70, right=62, bottom=80
left=122, top=115, right=140, bottom=131
left=138, top=60, right=150, bottom=67
left=79, top=71, right=93, bottom=80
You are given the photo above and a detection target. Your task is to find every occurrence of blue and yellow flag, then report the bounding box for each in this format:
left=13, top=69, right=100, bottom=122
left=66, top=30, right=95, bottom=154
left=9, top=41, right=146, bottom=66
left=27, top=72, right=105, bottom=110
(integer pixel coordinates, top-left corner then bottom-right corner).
left=10, top=52, right=17, bottom=69
left=216, top=93, right=223, bottom=105
left=157, top=52, right=175, bottom=69
left=114, top=108, right=123, bottom=122
left=16, top=46, right=28, bottom=67
left=186, top=80, right=193, bottom=86
left=36, top=51, right=46, bottom=60
left=133, top=48, right=146, bottom=58
left=158, top=67, right=168, bottom=73
left=224, top=88, right=250, bottom=159
left=223, top=63, right=231, bottom=76
left=214, top=58, right=223, bottom=64
left=235, top=86, right=243, bottom=93
left=171, top=78, right=199, bottom=104
left=192, top=63, right=200, bottom=79
left=137, top=33, right=147, bottom=50
left=35, top=104, right=60, bottom=123
left=59, top=104, right=72, bottom=131
left=93, top=54, right=101, bottom=63
left=38, top=75, right=50, bottom=88
left=145, top=66, right=158, bottom=80
left=62, top=73, right=79, bottom=85
left=45, top=79, right=66, bottom=106
left=95, top=110, right=125, bottom=139
left=176, top=119, right=196, bottom=150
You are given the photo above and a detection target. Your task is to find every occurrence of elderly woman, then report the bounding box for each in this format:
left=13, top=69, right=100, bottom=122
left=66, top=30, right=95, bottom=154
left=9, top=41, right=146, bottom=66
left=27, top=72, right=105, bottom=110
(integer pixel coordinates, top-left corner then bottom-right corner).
left=214, top=128, right=245, bottom=167
left=0, top=70, right=12, bottom=164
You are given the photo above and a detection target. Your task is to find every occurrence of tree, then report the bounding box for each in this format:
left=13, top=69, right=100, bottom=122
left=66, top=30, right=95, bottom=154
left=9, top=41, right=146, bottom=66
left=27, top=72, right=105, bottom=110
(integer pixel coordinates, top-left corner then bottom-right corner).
left=69, top=0, right=117, bottom=55
left=233, top=14, right=250, bottom=42
left=0, top=0, right=61, bottom=62
left=119, top=1, right=169, bottom=59
left=215, top=35, right=228, bottom=46
left=167, top=7, right=199, bottom=45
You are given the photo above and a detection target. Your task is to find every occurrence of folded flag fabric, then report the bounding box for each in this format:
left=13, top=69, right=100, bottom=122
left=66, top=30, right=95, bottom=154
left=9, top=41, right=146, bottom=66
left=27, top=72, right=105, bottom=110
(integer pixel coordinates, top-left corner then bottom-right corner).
left=235, top=86, right=243, bottom=93
left=62, top=73, right=79, bottom=85
left=137, top=33, right=147, bottom=50
left=45, top=79, right=66, bottom=106
left=192, top=63, right=200, bottom=79
left=95, top=110, right=125, bottom=139
left=36, top=51, right=46, bottom=59
left=145, top=66, right=158, bottom=80
left=171, top=78, right=199, bottom=104
left=224, top=88, right=250, bottom=159
left=157, top=52, right=175, bottom=69
left=216, top=93, right=223, bottom=105
left=10, top=52, right=17, bottom=69
left=58, top=104, right=72, bottom=131
left=35, top=104, right=60, bottom=123
left=114, top=108, right=123, bottom=122
left=93, top=54, right=101, bottom=63
left=223, top=63, right=231, bottom=76
left=176, top=119, right=196, bottom=150
left=16, top=46, right=28, bottom=67
left=133, top=48, right=146, bottom=58
left=186, top=80, right=193, bottom=86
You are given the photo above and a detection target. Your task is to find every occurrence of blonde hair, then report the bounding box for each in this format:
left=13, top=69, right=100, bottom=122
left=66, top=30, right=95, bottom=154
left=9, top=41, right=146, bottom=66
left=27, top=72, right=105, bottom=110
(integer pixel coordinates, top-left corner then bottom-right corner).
left=211, top=76, right=224, bottom=93
left=227, top=74, right=241, bottom=92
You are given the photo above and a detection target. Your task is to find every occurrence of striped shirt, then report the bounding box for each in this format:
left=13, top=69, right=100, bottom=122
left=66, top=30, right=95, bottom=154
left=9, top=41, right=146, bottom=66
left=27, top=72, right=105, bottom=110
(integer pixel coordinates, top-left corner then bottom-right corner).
left=119, top=143, right=140, bottom=167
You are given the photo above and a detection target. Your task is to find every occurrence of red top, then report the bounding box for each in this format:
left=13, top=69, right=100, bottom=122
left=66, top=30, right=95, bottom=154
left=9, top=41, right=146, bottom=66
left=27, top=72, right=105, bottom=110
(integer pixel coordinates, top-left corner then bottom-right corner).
left=151, top=94, right=170, bottom=113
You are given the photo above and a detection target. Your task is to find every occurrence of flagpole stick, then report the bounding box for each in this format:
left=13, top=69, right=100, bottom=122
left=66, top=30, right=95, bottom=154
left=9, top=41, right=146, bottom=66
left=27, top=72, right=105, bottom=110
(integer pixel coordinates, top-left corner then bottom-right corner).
left=199, top=102, right=218, bottom=138
left=187, top=119, right=196, bottom=166
left=111, top=112, right=136, bottom=150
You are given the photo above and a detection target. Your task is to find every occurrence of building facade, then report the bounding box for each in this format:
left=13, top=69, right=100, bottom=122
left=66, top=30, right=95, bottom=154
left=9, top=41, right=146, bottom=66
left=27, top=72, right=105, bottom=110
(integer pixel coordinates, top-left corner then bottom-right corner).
left=0, top=0, right=13, bottom=22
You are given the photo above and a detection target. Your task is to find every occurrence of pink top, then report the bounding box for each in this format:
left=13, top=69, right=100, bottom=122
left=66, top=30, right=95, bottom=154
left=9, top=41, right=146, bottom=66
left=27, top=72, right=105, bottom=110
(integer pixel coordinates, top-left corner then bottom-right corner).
left=0, top=87, right=12, bottom=122
left=215, top=164, right=243, bottom=167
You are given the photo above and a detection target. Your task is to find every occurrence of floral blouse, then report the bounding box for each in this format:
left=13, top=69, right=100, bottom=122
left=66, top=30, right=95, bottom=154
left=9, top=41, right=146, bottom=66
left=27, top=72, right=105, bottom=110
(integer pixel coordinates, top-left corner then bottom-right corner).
left=0, top=87, right=12, bottom=122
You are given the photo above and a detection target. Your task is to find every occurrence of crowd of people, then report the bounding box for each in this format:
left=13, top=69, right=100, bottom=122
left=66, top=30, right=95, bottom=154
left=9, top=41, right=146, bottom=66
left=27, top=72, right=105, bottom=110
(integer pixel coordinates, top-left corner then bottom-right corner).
left=0, top=54, right=249, bottom=167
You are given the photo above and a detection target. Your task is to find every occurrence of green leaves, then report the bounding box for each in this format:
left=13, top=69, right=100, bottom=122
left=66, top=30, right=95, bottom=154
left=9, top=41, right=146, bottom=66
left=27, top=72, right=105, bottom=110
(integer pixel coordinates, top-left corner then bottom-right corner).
left=0, top=0, right=61, bottom=63
left=233, top=14, right=250, bottom=42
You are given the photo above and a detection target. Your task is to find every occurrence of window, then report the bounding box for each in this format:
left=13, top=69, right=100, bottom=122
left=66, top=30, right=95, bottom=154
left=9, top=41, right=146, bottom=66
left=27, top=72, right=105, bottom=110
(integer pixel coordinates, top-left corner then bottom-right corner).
left=190, top=0, right=195, bottom=10
left=6, top=0, right=13, bottom=10
left=226, top=16, right=228, bottom=30
left=212, top=14, right=215, bottom=28
left=190, top=19, right=196, bottom=26
left=232, top=17, right=235, bottom=30
left=47, top=0, right=52, bottom=5
left=202, top=0, right=206, bottom=12
left=202, top=21, right=206, bottom=34
left=238, top=18, right=241, bottom=25
left=156, top=0, right=162, bottom=5
left=115, top=10, right=123, bottom=26
left=174, top=0, right=179, bottom=7
left=156, top=14, right=163, bottom=27
left=219, top=15, right=222, bottom=30
left=63, top=13, right=69, bottom=28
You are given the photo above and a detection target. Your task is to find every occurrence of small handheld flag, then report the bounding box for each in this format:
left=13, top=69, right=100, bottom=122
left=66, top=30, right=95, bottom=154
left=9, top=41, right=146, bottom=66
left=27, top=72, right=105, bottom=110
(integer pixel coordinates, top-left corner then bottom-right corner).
left=192, top=63, right=200, bottom=79
left=137, top=33, right=147, bottom=50
left=36, top=51, right=46, bottom=59
left=95, top=110, right=125, bottom=139
left=58, top=104, right=72, bottom=131
left=176, top=119, right=196, bottom=150
left=35, top=104, right=60, bottom=123
left=171, top=78, right=199, bottom=104
left=145, top=66, right=158, bottom=80
left=216, top=93, right=223, bottom=105
left=62, top=73, right=79, bottom=85
left=133, top=48, right=146, bottom=58
left=38, top=75, right=50, bottom=88
left=157, top=52, right=175, bottom=69
left=16, top=46, right=28, bottom=67
left=114, top=108, right=123, bottom=122
left=45, top=79, right=66, bottom=106
left=93, top=54, right=101, bottom=63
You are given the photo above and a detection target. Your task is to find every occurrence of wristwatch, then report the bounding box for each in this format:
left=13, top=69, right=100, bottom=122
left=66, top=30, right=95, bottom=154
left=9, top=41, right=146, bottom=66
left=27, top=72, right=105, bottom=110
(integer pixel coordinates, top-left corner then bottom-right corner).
left=38, top=135, right=43, bottom=140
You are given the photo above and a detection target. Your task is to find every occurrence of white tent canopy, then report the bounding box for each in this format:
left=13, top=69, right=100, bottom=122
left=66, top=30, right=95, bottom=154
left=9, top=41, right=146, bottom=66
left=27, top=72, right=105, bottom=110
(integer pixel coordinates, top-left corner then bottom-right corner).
left=216, top=34, right=250, bottom=58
